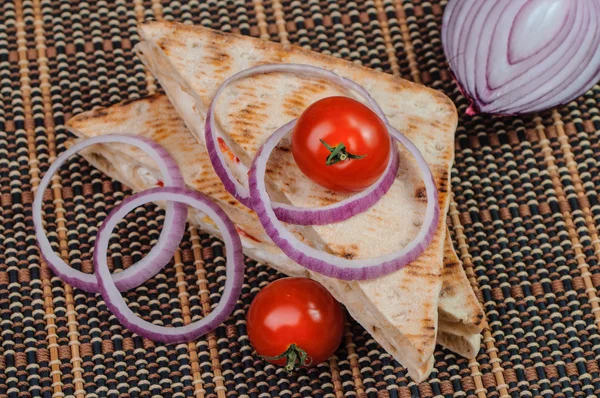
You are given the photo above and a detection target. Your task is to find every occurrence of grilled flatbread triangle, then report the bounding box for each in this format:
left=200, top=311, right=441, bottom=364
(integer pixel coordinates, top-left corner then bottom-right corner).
left=67, top=90, right=482, bottom=381
left=135, top=21, right=458, bottom=380
left=134, top=21, right=458, bottom=380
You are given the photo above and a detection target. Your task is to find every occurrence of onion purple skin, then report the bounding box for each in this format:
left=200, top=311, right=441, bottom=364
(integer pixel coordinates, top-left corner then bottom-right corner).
left=94, top=187, right=245, bottom=344
left=448, top=71, right=511, bottom=117
left=204, top=63, right=400, bottom=226
left=33, top=135, right=188, bottom=293
left=442, top=0, right=600, bottom=116
left=248, top=120, right=440, bottom=281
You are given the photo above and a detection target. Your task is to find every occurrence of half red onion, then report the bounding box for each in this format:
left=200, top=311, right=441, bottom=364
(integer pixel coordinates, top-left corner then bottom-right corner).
left=442, top=0, right=600, bottom=115
left=94, top=187, right=244, bottom=343
left=205, top=63, right=399, bottom=225
left=33, top=135, right=188, bottom=293
left=248, top=120, right=440, bottom=280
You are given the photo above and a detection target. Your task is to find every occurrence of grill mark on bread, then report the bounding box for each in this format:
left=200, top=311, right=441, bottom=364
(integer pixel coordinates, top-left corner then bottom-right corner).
left=157, top=40, right=170, bottom=54
left=430, top=120, right=446, bottom=130
left=232, top=135, right=252, bottom=149
left=414, top=186, right=427, bottom=202
left=286, top=97, right=306, bottom=111
left=308, top=194, right=339, bottom=206
left=276, top=182, right=301, bottom=196
left=404, top=269, right=438, bottom=278
left=233, top=76, right=276, bottom=99
left=209, top=29, right=227, bottom=37
left=233, top=119, right=257, bottom=128
left=365, top=214, right=386, bottom=226
left=283, top=80, right=331, bottom=117
left=224, top=94, right=269, bottom=149
left=441, top=284, right=455, bottom=297
left=274, top=50, right=290, bottom=63
left=442, top=258, right=459, bottom=271
left=192, top=169, right=247, bottom=205
left=87, top=109, right=108, bottom=119
left=207, top=51, right=231, bottom=73
left=331, top=244, right=359, bottom=259
left=440, top=168, right=450, bottom=180
left=149, top=120, right=187, bottom=143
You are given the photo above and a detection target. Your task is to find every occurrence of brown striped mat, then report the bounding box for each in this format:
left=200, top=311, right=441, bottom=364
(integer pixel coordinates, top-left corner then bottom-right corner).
left=1, top=0, right=599, bottom=397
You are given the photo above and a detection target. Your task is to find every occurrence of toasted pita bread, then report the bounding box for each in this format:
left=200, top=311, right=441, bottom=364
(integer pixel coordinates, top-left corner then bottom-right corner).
left=135, top=21, right=456, bottom=380
left=440, top=234, right=484, bottom=333
left=437, top=323, right=482, bottom=359
left=67, top=95, right=483, bottom=373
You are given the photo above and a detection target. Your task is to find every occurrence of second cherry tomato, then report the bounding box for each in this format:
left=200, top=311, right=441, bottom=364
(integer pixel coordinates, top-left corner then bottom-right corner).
left=291, top=96, right=391, bottom=193
left=247, top=277, right=345, bottom=371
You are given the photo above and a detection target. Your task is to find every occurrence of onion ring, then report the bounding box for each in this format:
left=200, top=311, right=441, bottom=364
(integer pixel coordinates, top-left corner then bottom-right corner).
left=94, top=187, right=244, bottom=343
left=248, top=120, right=440, bottom=280
left=33, top=135, right=187, bottom=293
left=205, top=63, right=399, bottom=225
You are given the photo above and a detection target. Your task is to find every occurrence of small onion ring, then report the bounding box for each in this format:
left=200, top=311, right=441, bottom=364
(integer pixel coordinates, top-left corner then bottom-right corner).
left=33, top=135, right=188, bottom=293
left=264, top=120, right=400, bottom=225
left=248, top=120, right=440, bottom=281
left=94, top=187, right=244, bottom=343
left=205, top=63, right=399, bottom=225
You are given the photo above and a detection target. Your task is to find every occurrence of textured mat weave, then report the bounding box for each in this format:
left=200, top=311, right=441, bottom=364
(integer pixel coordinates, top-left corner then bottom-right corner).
left=1, top=1, right=600, bottom=397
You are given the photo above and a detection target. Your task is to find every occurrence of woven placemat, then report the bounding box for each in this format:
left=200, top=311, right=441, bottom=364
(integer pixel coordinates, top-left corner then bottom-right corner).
left=1, top=0, right=599, bottom=397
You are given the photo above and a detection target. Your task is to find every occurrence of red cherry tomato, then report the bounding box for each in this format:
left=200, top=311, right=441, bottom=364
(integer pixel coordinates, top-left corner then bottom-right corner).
left=291, top=96, right=391, bottom=193
left=246, top=277, right=345, bottom=371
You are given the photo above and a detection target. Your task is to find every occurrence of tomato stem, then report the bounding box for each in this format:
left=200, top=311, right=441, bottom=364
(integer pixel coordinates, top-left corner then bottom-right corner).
left=320, top=139, right=366, bottom=166
left=261, top=344, right=312, bottom=373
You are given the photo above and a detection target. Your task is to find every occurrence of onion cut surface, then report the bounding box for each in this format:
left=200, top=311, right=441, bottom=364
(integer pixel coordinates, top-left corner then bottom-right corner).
left=442, top=0, right=600, bottom=115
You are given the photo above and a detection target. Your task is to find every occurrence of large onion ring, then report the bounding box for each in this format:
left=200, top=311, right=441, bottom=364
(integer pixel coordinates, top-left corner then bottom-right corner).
left=248, top=120, right=440, bottom=280
left=94, top=187, right=244, bottom=343
left=33, top=135, right=188, bottom=293
left=205, top=63, right=399, bottom=225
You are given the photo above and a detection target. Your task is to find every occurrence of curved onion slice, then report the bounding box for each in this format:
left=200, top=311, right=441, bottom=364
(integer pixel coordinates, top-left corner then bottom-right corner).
left=205, top=63, right=399, bottom=225
left=265, top=119, right=399, bottom=225
left=442, top=0, right=600, bottom=115
left=33, top=135, right=188, bottom=293
left=94, top=187, right=244, bottom=343
left=248, top=120, right=439, bottom=280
